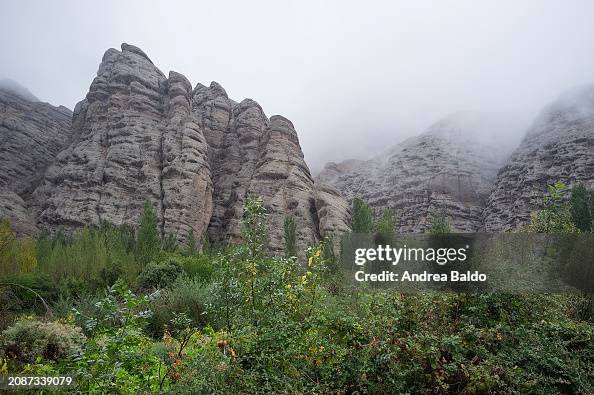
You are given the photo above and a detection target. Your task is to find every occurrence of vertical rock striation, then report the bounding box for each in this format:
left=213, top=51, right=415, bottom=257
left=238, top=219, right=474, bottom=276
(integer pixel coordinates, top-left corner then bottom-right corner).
left=0, top=83, right=72, bottom=234
left=34, top=44, right=213, bottom=244
left=483, top=85, right=594, bottom=231
left=318, top=113, right=520, bottom=232
left=25, top=43, right=350, bottom=253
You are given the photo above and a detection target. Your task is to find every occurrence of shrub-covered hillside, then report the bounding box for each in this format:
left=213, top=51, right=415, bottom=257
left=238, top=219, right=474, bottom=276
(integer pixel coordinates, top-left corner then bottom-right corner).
left=0, top=187, right=593, bottom=394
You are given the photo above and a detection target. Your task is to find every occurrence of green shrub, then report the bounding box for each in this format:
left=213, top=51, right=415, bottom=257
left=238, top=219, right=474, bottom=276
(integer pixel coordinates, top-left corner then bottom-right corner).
left=148, top=276, right=211, bottom=337
left=0, top=319, right=85, bottom=364
left=136, top=258, right=184, bottom=290
left=177, top=254, right=214, bottom=281
left=429, top=209, right=452, bottom=234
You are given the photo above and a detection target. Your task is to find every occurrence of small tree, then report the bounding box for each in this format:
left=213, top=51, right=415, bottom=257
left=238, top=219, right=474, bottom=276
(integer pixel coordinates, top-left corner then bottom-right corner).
left=136, top=199, right=160, bottom=266
left=374, top=208, right=396, bottom=244
left=352, top=198, right=373, bottom=234
left=241, top=195, right=268, bottom=327
left=283, top=215, right=297, bottom=258
left=429, top=210, right=451, bottom=235
left=162, top=233, right=178, bottom=253
left=527, top=182, right=577, bottom=233
left=184, top=229, right=198, bottom=256
left=570, top=183, right=593, bottom=232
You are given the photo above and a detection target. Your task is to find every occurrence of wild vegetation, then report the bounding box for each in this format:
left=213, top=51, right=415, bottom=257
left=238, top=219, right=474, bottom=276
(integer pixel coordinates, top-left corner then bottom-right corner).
left=0, top=185, right=593, bottom=393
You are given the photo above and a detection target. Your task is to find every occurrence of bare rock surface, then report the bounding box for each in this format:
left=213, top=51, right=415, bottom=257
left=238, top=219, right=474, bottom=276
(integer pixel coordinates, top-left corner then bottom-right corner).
left=314, top=182, right=351, bottom=247
left=0, top=84, right=72, bottom=234
left=34, top=44, right=213, bottom=245
left=191, top=82, right=326, bottom=253
left=28, top=43, right=350, bottom=253
left=318, top=113, right=520, bottom=232
left=483, top=85, right=594, bottom=231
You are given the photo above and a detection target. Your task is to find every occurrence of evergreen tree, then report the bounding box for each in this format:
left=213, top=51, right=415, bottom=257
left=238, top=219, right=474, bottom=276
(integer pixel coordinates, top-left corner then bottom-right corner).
left=570, top=183, right=593, bottom=232
left=162, top=233, right=178, bottom=253
left=351, top=198, right=373, bottom=234
left=374, top=208, right=396, bottom=244
left=429, top=210, right=451, bottom=235
left=283, top=215, right=297, bottom=258
left=136, top=199, right=160, bottom=266
left=527, top=181, right=577, bottom=233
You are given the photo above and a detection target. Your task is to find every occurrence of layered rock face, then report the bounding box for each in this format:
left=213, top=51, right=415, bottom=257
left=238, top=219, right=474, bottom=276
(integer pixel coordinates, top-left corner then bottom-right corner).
left=34, top=44, right=213, bottom=245
left=30, top=43, right=349, bottom=252
left=314, top=183, right=351, bottom=246
left=0, top=84, right=72, bottom=234
left=191, top=79, right=324, bottom=253
left=483, top=85, right=594, bottom=231
left=318, top=113, right=520, bottom=232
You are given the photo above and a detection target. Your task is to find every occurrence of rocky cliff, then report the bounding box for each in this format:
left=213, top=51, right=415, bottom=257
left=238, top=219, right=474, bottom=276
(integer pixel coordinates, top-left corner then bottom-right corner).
left=318, top=113, right=521, bottom=232
left=25, top=43, right=349, bottom=254
left=483, top=85, right=594, bottom=231
left=0, top=83, right=73, bottom=234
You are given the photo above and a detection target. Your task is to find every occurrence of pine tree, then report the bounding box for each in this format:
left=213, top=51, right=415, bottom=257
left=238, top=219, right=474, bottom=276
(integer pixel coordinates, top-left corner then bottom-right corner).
left=185, top=229, right=198, bottom=256
left=527, top=181, right=577, bottom=233
left=136, top=199, right=160, bottom=266
left=429, top=210, right=451, bottom=235
left=162, top=233, right=178, bottom=253
left=374, top=208, right=396, bottom=244
left=351, top=198, right=373, bottom=234
left=284, top=215, right=297, bottom=258
left=570, top=183, right=593, bottom=232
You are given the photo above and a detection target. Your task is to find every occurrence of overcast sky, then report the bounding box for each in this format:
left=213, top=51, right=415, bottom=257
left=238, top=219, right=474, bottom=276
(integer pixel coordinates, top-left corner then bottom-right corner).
left=2, top=0, right=594, bottom=172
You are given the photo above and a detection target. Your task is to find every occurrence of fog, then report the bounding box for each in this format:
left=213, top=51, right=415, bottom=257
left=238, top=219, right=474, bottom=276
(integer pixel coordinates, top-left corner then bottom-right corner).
left=2, top=0, right=594, bottom=172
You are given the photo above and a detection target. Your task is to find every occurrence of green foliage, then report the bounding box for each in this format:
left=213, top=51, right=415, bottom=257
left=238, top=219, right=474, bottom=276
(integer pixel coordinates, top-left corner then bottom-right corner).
left=136, top=258, right=184, bottom=290
left=148, top=276, right=210, bottom=337
left=570, top=183, right=594, bottom=232
left=374, top=207, right=396, bottom=244
left=162, top=232, right=178, bottom=253
left=2, top=192, right=593, bottom=394
left=35, top=225, right=139, bottom=292
left=136, top=199, right=161, bottom=266
left=527, top=181, right=578, bottom=233
left=0, top=319, right=85, bottom=365
left=73, top=279, right=161, bottom=392
left=283, top=215, right=297, bottom=258
left=185, top=229, right=198, bottom=256
left=430, top=210, right=452, bottom=234
left=0, top=219, right=38, bottom=276
left=351, top=197, right=373, bottom=234
left=156, top=252, right=214, bottom=281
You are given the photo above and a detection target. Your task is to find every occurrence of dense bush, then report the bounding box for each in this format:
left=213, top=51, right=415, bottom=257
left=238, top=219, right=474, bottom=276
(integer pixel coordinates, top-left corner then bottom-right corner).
left=136, top=258, right=184, bottom=290
left=0, top=191, right=592, bottom=393
left=0, top=319, right=85, bottom=365
left=148, top=276, right=211, bottom=336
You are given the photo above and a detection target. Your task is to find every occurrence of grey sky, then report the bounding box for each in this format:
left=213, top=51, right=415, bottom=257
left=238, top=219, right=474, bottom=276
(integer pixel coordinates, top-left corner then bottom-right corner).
left=2, top=0, right=594, bottom=172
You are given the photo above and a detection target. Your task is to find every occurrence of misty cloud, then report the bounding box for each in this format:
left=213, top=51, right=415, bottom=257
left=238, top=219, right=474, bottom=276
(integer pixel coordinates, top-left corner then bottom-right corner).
left=2, top=0, right=594, bottom=172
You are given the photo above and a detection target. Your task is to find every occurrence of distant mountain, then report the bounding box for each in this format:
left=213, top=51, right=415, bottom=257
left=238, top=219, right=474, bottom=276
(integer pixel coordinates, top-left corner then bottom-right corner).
left=2, top=44, right=593, bottom=245
left=0, top=78, right=39, bottom=102
left=0, top=83, right=72, bottom=234
left=317, top=112, right=524, bottom=232
left=483, top=85, right=594, bottom=231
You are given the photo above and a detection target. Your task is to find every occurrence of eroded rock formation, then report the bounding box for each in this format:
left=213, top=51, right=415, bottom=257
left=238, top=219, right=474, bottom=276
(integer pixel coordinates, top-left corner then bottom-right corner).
left=318, top=113, right=520, bottom=232
left=483, top=85, right=594, bottom=231
left=25, top=43, right=350, bottom=253
left=0, top=84, right=72, bottom=234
